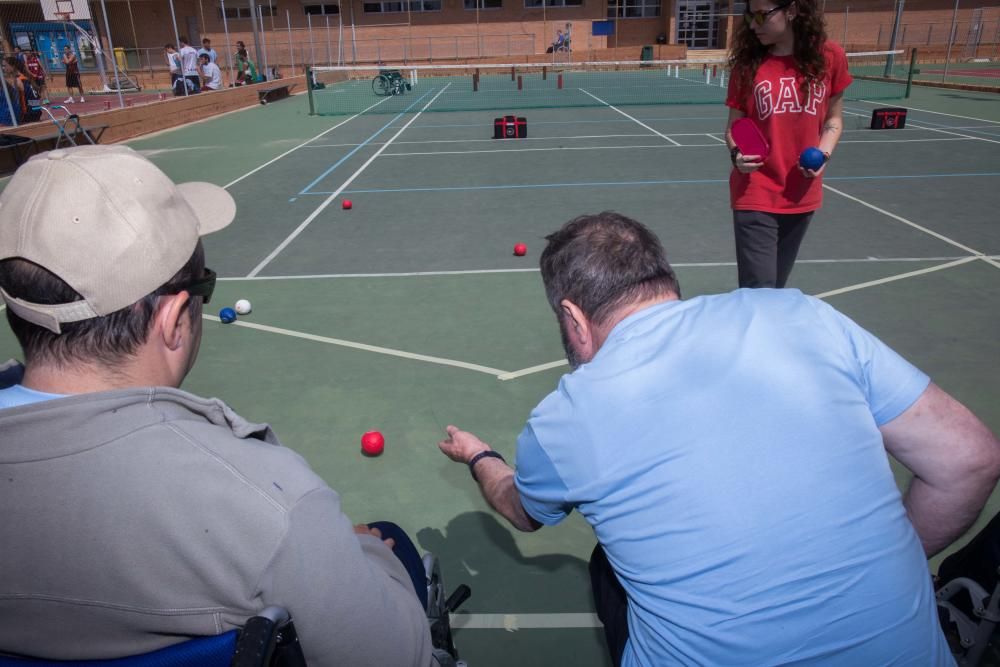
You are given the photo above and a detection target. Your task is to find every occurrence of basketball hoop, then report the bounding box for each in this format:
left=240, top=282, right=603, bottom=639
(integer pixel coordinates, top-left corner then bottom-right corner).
left=54, top=12, right=71, bottom=23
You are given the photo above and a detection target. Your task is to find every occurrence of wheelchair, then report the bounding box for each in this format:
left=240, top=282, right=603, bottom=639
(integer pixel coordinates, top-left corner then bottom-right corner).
left=372, top=69, right=411, bottom=96
left=0, top=553, right=470, bottom=667
left=937, top=567, right=1000, bottom=666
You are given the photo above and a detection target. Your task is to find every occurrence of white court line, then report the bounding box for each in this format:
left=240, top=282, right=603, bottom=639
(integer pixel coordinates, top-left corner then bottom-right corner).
left=844, top=108, right=1000, bottom=145
left=202, top=314, right=507, bottom=376
left=207, top=253, right=999, bottom=382
left=837, top=137, right=971, bottom=144
left=577, top=88, right=682, bottom=146
left=452, top=613, right=600, bottom=630
left=500, top=257, right=987, bottom=381
left=814, top=257, right=980, bottom=299
left=246, top=83, right=452, bottom=278
left=223, top=97, right=390, bottom=190
left=379, top=136, right=978, bottom=157
left=301, top=125, right=1000, bottom=151
left=823, top=184, right=1000, bottom=269
left=498, top=360, right=567, bottom=381
left=218, top=256, right=983, bottom=281
left=905, top=121, right=1000, bottom=145
left=857, top=99, right=1000, bottom=125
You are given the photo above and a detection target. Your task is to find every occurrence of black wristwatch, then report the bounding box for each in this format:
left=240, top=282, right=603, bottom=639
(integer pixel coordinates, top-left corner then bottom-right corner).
left=729, top=146, right=741, bottom=166
left=469, top=450, right=506, bottom=482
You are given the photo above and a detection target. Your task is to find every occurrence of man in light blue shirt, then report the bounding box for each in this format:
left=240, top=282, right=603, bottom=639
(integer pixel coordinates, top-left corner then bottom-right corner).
left=197, top=38, right=218, bottom=64
left=439, top=212, right=1000, bottom=666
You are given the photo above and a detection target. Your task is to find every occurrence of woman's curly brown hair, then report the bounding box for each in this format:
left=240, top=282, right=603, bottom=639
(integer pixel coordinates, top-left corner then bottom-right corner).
left=728, top=0, right=828, bottom=101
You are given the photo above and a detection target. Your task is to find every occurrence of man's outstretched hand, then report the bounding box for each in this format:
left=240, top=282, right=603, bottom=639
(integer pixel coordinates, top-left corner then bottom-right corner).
left=438, top=425, right=491, bottom=465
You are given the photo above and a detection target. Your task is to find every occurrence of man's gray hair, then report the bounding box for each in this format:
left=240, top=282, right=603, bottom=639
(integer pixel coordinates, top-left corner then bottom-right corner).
left=539, top=212, right=680, bottom=327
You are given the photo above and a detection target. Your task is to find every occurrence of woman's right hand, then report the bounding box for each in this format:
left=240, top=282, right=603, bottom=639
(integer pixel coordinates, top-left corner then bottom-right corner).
left=734, top=153, right=764, bottom=174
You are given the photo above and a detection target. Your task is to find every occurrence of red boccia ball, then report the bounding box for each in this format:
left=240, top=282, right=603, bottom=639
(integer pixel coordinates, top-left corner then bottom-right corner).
left=361, top=431, right=385, bottom=456
left=513, top=243, right=527, bottom=256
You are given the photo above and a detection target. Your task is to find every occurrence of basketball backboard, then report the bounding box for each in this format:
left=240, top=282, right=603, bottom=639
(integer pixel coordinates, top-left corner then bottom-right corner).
left=40, top=0, right=92, bottom=21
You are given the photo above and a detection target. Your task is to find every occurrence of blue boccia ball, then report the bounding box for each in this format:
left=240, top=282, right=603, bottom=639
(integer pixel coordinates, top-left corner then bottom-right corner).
left=799, top=147, right=826, bottom=171
left=219, top=307, right=237, bottom=324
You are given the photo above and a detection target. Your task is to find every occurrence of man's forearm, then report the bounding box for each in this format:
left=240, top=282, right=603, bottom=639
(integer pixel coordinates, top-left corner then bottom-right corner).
left=474, top=457, right=541, bottom=533
left=905, top=473, right=997, bottom=557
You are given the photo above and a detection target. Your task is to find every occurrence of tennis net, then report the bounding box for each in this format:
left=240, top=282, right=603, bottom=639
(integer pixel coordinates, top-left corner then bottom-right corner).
left=308, top=50, right=912, bottom=116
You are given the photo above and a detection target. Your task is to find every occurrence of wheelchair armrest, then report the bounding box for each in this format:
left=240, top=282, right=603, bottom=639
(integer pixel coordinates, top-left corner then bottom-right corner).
left=232, top=607, right=306, bottom=667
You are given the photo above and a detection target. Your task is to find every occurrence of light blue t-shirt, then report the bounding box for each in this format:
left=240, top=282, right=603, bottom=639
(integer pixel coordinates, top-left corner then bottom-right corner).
left=0, top=363, right=65, bottom=408
left=515, top=289, right=951, bottom=666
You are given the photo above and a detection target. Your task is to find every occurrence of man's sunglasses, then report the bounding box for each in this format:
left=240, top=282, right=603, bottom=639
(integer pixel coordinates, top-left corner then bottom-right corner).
left=166, top=267, right=217, bottom=305
left=744, top=0, right=794, bottom=26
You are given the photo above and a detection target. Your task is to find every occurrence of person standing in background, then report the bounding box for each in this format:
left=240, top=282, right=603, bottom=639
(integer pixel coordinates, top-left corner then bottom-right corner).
left=724, top=0, right=850, bottom=288
left=61, top=45, right=84, bottom=104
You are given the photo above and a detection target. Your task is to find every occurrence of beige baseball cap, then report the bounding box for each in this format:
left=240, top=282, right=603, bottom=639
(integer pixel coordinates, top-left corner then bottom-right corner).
left=0, top=145, right=235, bottom=334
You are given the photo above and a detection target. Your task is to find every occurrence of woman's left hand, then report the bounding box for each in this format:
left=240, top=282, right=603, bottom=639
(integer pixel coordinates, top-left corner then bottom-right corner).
left=799, top=163, right=826, bottom=179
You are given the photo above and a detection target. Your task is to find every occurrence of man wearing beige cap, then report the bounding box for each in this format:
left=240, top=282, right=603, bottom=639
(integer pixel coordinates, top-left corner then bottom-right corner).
left=0, top=146, right=432, bottom=665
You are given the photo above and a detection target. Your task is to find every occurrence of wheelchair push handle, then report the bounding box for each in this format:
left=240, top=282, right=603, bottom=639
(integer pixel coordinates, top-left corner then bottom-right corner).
left=444, top=584, right=471, bottom=614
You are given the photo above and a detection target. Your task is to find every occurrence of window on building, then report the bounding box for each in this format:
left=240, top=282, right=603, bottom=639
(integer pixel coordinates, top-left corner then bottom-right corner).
left=606, top=0, right=660, bottom=18
left=304, top=4, right=340, bottom=14
left=220, top=6, right=277, bottom=19
left=525, top=0, right=581, bottom=7
left=364, top=0, right=440, bottom=11
left=465, top=0, right=502, bottom=9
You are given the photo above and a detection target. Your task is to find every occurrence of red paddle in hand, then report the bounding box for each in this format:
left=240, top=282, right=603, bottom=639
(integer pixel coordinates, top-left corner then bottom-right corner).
left=731, top=118, right=769, bottom=160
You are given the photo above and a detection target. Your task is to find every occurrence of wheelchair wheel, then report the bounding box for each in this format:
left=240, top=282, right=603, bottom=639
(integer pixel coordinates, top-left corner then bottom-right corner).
left=372, top=74, right=391, bottom=96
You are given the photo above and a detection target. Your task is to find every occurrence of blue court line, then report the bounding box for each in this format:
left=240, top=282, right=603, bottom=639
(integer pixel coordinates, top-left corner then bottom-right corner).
left=296, top=171, right=1000, bottom=196
left=298, top=88, right=435, bottom=195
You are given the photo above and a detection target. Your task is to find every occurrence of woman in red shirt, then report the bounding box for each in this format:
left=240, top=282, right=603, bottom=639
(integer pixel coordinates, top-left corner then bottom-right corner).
left=725, top=0, right=851, bottom=288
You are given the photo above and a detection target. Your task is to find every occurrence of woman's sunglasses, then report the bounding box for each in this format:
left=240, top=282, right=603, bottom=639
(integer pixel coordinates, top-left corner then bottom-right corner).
left=744, top=0, right=794, bottom=26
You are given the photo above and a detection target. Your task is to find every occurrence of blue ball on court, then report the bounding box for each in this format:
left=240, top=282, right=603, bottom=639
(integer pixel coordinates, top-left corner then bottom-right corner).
left=219, top=307, right=237, bottom=324
left=799, top=147, right=826, bottom=171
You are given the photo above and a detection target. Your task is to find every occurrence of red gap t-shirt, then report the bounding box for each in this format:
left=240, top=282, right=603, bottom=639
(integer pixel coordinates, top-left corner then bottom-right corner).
left=726, top=42, right=852, bottom=214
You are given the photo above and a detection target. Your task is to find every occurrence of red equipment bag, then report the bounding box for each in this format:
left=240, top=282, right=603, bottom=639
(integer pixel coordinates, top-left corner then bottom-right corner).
left=493, top=115, right=528, bottom=139
left=870, top=107, right=908, bottom=129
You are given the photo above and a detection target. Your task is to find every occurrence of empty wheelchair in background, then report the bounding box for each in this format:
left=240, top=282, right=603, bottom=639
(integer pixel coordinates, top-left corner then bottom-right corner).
left=372, top=68, right=411, bottom=96
left=0, top=553, right=471, bottom=666
left=35, top=106, right=98, bottom=149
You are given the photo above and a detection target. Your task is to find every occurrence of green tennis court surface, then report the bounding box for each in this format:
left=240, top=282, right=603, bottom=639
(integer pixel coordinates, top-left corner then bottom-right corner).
left=2, top=81, right=998, bottom=666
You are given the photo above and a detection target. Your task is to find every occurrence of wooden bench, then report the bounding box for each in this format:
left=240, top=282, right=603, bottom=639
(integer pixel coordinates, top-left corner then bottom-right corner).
left=258, top=83, right=292, bottom=105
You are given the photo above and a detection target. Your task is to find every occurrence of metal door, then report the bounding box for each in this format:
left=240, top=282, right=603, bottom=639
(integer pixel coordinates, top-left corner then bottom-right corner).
left=677, top=0, right=721, bottom=49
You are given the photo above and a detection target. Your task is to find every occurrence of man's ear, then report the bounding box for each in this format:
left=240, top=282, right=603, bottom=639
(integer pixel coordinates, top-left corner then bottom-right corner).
left=560, top=299, right=591, bottom=345
left=154, top=292, right=192, bottom=352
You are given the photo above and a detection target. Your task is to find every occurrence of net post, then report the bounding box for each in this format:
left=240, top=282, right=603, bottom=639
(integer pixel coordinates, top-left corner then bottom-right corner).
left=705, top=67, right=710, bottom=85
left=557, top=73, right=563, bottom=89
left=306, top=66, right=315, bottom=115
left=905, top=48, right=917, bottom=98
left=473, top=71, right=478, bottom=92
left=517, top=75, right=522, bottom=91
left=542, top=65, right=547, bottom=80
left=511, top=66, right=515, bottom=81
